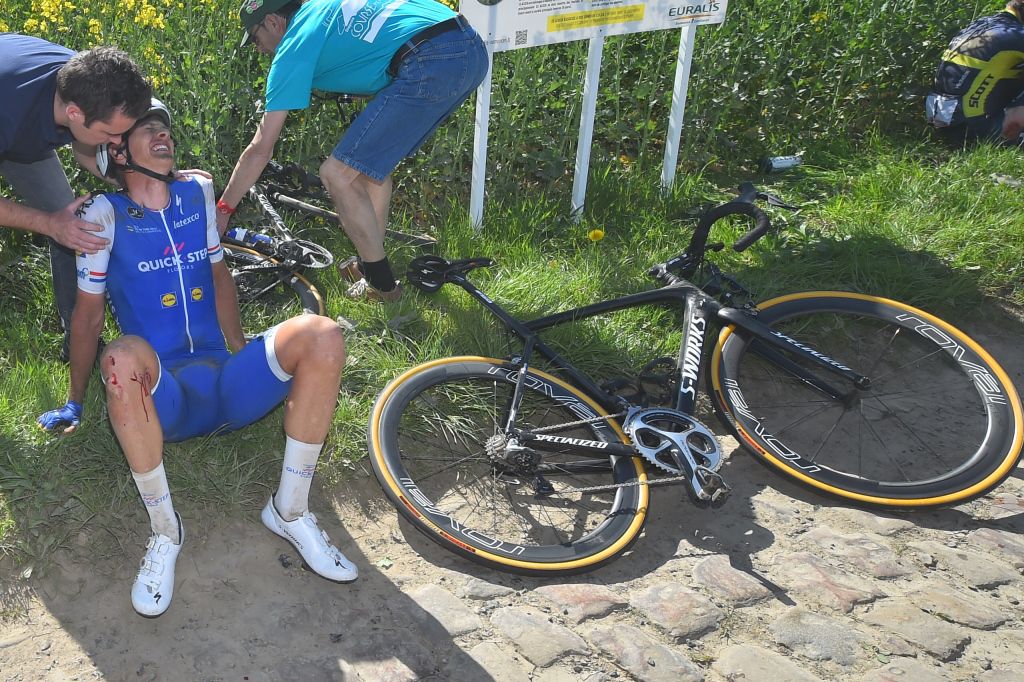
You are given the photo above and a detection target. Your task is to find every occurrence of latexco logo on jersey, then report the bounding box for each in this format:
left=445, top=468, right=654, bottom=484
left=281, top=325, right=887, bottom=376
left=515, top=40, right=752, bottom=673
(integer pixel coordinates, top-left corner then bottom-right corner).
left=173, top=212, right=200, bottom=229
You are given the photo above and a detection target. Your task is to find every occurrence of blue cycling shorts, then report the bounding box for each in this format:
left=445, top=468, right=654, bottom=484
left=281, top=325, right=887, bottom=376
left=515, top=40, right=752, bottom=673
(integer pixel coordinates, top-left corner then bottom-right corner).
left=152, top=324, right=292, bottom=442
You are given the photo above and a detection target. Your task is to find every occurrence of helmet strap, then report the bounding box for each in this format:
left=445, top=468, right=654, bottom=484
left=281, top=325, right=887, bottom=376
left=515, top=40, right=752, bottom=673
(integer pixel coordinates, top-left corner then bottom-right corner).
left=124, top=160, right=176, bottom=184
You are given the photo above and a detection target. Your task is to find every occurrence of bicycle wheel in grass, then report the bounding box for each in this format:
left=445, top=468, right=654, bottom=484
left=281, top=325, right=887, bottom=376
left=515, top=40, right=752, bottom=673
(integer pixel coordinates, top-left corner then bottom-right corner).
left=223, top=245, right=324, bottom=331
left=369, top=356, right=649, bottom=575
left=711, top=291, right=1023, bottom=507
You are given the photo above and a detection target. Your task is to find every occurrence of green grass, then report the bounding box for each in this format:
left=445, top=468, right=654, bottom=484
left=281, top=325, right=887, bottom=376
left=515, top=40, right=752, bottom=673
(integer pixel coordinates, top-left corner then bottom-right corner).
left=4, top=128, right=1024, bottom=569
left=2, top=0, right=1023, bottom=568
left=4, top=126, right=1024, bottom=571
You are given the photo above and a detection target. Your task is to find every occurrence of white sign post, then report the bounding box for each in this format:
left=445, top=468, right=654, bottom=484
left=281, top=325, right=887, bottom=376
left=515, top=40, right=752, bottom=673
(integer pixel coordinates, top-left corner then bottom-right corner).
left=571, top=36, right=604, bottom=219
left=661, top=23, right=698, bottom=191
left=461, top=1, right=728, bottom=227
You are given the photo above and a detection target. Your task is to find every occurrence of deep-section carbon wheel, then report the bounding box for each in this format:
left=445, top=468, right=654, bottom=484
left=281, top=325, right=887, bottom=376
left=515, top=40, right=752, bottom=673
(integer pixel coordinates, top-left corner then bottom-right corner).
left=369, top=356, right=649, bottom=574
left=711, top=291, right=1022, bottom=507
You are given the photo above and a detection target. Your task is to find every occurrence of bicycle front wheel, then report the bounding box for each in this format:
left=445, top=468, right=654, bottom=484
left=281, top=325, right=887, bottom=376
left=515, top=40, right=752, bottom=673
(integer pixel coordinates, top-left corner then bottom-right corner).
left=369, top=357, right=649, bottom=575
left=223, top=244, right=324, bottom=330
left=711, top=291, right=1023, bottom=507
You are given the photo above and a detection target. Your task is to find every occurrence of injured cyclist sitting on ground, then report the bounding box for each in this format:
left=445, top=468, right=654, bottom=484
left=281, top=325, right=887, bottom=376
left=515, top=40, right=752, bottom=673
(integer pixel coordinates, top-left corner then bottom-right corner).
left=37, top=97, right=358, bottom=618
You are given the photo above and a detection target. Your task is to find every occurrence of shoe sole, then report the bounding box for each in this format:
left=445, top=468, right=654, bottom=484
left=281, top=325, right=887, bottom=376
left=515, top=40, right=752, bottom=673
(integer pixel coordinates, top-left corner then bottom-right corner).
left=262, top=508, right=358, bottom=584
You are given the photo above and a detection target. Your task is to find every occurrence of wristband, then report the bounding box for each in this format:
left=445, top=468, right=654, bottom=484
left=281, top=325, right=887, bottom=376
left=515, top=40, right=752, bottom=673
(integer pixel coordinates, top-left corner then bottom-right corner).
left=216, top=199, right=237, bottom=215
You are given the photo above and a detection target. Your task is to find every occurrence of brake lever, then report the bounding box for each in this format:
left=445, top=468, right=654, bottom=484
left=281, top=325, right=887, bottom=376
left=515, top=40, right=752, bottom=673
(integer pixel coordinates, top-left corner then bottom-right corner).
left=756, top=191, right=800, bottom=211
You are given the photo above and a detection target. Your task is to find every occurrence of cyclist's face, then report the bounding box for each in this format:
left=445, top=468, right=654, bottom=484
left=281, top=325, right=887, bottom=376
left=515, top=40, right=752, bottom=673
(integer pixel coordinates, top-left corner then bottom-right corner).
left=126, top=118, right=174, bottom=167
left=67, top=106, right=136, bottom=146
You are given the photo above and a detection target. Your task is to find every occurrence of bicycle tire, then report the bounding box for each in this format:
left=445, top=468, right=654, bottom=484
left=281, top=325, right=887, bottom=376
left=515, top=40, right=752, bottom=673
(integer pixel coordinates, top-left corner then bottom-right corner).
left=223, top=245, right=325, bottom=330
left=711, top=291, right=1023, bottom=507
left=369, top=356, right=649, bottom=575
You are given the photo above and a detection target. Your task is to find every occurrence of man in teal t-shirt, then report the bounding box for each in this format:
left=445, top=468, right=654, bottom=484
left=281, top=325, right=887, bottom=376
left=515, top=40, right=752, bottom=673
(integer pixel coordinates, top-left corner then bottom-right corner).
left=218, top=0, right=488, bottom=302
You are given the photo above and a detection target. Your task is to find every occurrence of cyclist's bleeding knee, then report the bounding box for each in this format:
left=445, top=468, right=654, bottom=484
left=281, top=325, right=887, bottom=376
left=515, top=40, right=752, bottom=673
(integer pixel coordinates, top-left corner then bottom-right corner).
left=100, top=336, right=159, bottom=399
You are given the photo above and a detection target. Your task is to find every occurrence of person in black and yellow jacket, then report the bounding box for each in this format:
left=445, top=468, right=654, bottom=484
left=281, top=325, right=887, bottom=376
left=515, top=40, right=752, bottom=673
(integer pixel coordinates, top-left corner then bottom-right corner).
left=927, top=1, right=1024, bottom=145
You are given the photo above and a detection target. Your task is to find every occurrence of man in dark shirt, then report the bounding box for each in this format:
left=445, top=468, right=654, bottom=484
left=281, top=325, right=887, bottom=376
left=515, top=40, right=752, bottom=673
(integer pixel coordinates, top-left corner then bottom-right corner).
left=926, top=1, right=1024, bottom=145
left=0, top=34, right=151, bottom=356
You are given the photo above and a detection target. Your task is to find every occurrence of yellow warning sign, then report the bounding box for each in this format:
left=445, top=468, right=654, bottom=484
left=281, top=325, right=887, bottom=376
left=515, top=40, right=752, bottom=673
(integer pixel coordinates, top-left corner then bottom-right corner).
left=547, top=5, right=645, bottom=32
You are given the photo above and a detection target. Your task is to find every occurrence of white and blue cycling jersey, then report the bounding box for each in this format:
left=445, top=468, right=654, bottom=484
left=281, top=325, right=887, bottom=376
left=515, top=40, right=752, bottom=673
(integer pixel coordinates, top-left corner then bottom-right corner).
left=75, top=175, right=293, bottom=442
left=76, top=176, right=225, bottom=363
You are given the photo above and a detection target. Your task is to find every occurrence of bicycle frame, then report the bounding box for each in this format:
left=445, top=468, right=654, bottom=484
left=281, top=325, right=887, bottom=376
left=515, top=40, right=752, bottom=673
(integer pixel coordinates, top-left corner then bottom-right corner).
left=443, top=269, right=872, bottom=465
left=258, top=160, right=436, bottom=248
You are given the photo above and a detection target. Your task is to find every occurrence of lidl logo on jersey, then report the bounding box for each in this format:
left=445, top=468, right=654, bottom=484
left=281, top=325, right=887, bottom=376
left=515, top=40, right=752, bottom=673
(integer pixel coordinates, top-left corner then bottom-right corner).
left=191, top=287, right=204, bottom=302
left=137, top=243, right=211, bottom=273
left=161, top=292, right=178, bottom=308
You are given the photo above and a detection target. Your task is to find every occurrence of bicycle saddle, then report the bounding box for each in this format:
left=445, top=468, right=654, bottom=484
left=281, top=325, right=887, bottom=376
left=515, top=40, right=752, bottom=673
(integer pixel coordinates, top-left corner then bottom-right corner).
left=406, top=256, right=494, bottom=293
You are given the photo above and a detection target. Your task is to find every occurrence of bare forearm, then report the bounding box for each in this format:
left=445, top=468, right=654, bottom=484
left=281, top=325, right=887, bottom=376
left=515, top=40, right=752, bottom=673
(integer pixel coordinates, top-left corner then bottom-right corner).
left=0, top=195, right=53, bottom=235
left=219, top=110, right=287, bottom=210
left=219, top=143, right=272, bottom=209
left=213, top=262, right=246, bottom=352
left=68, top=303, right=104, bottom=403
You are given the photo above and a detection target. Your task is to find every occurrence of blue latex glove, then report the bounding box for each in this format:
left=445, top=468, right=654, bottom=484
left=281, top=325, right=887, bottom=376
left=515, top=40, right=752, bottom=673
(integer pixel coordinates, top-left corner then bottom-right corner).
left=37, top=400, right=83, bottom=433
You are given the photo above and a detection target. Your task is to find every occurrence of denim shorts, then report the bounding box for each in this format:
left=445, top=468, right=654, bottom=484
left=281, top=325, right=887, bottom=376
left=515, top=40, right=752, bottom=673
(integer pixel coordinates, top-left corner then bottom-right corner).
left=332, top=23, right=489, bottom=181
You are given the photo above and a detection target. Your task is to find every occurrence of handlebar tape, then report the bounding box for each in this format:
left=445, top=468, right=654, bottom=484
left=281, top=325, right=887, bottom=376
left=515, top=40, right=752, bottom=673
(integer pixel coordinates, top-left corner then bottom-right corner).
left=690, top=201, right=772, bottom=254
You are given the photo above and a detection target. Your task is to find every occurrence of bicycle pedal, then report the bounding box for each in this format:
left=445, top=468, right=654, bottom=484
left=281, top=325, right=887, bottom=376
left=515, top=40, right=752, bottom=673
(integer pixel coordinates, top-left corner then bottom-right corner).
left=685, top=467, right=730, bottom=508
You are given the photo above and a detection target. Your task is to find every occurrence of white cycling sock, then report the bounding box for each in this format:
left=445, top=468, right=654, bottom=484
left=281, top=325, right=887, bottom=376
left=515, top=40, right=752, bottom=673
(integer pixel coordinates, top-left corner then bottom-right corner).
left=131, top=462, right=180, bottom=543
left=275, top=435, right=323, bottom=521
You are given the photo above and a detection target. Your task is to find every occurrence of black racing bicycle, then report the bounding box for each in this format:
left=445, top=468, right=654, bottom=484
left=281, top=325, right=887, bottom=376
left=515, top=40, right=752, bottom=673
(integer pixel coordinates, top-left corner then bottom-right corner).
left=221, top=160, right=335, bottom=327
left=367, top=185, right=1024, bottom=575
left=223, top=158, right=437, bottom=329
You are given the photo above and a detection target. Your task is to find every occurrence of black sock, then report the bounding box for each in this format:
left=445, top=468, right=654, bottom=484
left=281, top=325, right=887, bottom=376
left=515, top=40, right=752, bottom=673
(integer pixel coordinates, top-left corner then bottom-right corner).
left=362, top=258, right=397, bottom=292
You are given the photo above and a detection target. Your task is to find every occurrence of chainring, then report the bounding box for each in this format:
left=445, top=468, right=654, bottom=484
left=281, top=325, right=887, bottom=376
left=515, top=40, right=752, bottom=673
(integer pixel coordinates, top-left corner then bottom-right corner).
left=623, top=407, right=722, bottom=476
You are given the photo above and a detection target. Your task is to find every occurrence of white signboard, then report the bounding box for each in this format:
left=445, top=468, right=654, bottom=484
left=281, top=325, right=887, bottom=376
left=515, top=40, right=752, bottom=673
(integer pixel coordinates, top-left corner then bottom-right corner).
left=462, top=0, right=726, bottom=52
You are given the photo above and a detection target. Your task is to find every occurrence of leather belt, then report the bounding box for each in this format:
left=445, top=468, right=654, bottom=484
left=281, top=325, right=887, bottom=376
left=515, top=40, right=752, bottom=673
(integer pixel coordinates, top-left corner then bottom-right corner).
left=388, top=15, right=468, bottom=78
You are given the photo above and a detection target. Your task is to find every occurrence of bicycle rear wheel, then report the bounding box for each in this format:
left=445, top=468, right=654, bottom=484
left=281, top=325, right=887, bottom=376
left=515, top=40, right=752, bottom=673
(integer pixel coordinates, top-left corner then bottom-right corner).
left=711, top=291, right=1023, bottom=507
left=223, top=245, right=325, bottom=331
left=369, top=356, right=649, bottom=575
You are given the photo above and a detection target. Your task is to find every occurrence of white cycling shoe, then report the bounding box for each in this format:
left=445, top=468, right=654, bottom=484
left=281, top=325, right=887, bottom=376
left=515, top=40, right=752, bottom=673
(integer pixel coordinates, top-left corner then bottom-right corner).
left=131, top=514, right=183, bottom=617
left=261, top=497, right=358, bottom=583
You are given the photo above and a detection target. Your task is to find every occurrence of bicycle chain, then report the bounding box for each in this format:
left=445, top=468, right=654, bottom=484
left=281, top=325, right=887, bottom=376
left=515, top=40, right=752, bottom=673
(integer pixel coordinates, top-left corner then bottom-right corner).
left=520, top=409, right=696, bottom=489
left=529, top=410, right=628, bottom=433
left=553, top=473, right=693, bottom=495
left=516, top=410, right=698, bottom=493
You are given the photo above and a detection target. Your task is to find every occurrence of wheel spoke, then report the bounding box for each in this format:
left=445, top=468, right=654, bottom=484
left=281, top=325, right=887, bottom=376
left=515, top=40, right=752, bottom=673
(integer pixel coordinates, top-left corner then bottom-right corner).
left=716, top=295, right=1020, bottom=504
left=373, top=363, right=647, bottom=570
